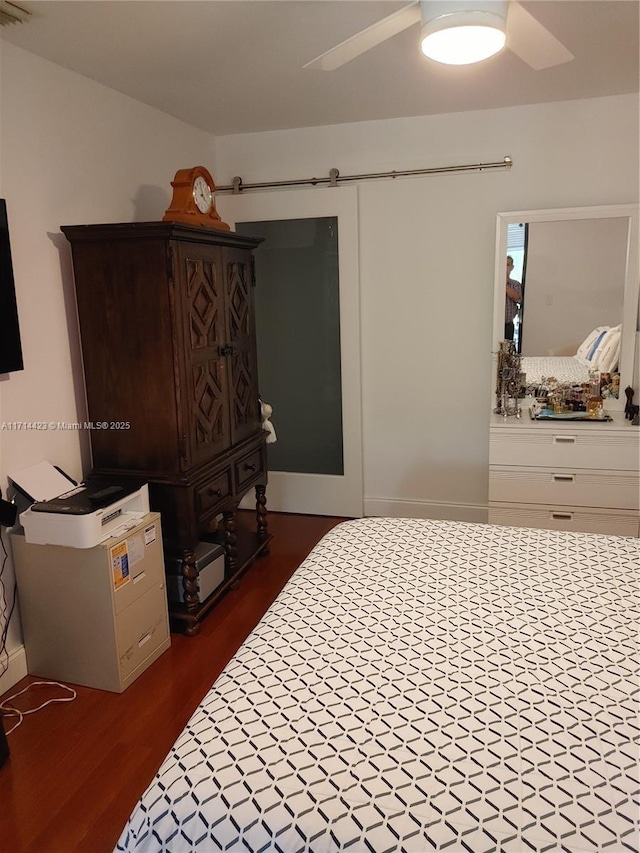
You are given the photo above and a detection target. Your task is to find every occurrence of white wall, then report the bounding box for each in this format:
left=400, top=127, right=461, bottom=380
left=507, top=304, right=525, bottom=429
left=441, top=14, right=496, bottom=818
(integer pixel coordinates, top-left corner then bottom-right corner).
left=214, top=93, right=639, bottom=521
left=0, top=43, right=216, bottom=694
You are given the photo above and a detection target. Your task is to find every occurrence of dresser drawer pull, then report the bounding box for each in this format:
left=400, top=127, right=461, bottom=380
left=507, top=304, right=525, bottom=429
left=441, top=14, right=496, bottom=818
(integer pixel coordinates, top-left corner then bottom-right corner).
left=552, top=474, right=575, bottom=482
left=551, top=512, right=573, bottom=520
left=244, top=463, right=256, bottom=472
left=208, top=487, right=223, bottom=498
left=554, top=435, right=576, bottom=444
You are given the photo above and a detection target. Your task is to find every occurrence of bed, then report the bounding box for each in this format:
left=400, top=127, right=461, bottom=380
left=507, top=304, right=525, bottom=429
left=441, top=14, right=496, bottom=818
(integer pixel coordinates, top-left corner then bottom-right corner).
left=520, top=355, right=591, bottom=389
left=520, top=324, right=622, bottom=396
left=116, top=517, right=639, bottom=853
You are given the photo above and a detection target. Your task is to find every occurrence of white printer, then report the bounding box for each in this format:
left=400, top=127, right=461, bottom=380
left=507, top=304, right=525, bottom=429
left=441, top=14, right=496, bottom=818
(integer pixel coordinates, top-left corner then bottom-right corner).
left=10, top=461, right=150, bottom=549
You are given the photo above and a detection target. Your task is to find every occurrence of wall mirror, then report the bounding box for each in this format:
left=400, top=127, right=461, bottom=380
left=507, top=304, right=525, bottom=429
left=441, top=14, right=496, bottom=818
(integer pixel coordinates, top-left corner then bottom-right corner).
left=492, top=204, right=639, bottom=412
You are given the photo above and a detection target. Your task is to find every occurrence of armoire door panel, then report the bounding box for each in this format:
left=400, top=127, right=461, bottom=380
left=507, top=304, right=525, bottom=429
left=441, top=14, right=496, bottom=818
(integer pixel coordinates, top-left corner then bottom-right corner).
left=224, top=248, right=260, bottom=445
left=226, top=257, right=252, bottom=342
left=191, top=359, right=229, bottom=454
left=70, top=237, right=182, bottom=473
left=176, top=244, right=231, bottom=468
left=186, top=255, right=226, bottom=349
left=228, top=349, right=259, bottom=444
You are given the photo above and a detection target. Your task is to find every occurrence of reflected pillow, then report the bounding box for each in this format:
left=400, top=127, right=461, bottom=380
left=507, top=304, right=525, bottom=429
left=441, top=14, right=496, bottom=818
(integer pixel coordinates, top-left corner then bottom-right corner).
left=576, top=326, right=609, bottom=364
left=593, top=325, right=622, bottom=374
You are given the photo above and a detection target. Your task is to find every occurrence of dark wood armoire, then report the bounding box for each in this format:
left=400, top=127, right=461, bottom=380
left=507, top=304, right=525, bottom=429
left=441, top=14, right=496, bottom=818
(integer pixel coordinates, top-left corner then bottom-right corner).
left=61, top=221, right=270, bottom=634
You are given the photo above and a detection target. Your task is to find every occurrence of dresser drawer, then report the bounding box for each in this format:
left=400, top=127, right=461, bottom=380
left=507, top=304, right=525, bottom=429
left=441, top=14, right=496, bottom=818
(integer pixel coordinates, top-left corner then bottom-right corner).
left=234, top=447, right=264, bottom=492
left=490, top=427, right=638, bottom=470
left=489, top=467, right=640, bottom=510
left=117, top=582, right=170, bottom=688
left=489, top=503, right=639, bottom=537
left=195, top=468, right=232, bottom=519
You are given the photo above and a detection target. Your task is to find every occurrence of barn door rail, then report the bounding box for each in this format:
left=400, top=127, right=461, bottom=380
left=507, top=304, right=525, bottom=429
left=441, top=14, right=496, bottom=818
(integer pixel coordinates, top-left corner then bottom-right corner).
left=216, top=156, right=512, bottom=194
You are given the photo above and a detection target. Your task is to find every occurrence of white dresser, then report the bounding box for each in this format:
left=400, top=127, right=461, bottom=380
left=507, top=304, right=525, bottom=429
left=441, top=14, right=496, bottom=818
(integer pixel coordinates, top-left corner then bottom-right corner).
left=489, top=408, right=639, bottom=536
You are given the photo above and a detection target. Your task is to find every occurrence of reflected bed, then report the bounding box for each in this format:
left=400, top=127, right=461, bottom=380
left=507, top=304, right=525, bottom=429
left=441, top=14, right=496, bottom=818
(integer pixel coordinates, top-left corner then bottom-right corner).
left=520, top=355, right=591, bottom=388
left=116, top=517, right=639, bottom=853
left=519, top=323, right=622, bottom=396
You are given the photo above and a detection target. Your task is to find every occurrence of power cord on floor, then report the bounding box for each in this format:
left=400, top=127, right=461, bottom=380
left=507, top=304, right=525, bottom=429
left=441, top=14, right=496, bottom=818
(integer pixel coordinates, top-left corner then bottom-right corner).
left=0, top=524, right=15, bottom=679
left=0, top=513, right=77, bottom=737
left=1, top=680, right=77, bottom=735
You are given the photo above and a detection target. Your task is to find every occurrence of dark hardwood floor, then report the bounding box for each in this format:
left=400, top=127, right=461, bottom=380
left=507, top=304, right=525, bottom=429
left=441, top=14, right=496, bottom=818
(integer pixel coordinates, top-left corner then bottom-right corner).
left=0, top=512, right=345, bottom=853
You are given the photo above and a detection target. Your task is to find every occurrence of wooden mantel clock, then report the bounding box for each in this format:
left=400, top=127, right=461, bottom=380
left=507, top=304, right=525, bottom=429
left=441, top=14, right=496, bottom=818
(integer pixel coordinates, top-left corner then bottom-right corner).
left=163, top=166, right=230, bottom=231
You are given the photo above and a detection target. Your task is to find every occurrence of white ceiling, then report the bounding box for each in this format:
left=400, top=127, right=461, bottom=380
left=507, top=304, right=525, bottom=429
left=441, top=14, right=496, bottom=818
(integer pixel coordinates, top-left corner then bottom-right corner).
left=1, top=0, right=638, bottom=136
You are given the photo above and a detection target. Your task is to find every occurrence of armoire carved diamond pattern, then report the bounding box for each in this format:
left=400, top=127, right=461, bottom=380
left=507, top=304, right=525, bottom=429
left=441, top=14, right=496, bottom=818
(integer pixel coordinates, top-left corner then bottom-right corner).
left=186, top=258, right=222, bottom=349
left=186, top=257, right=227, bottom=451
left=192, top=362, right=225, bottom=449
left=232, top=352, right=253, bottom=433
left=227, top=262, right=251, bottom=342
left=225, top=260, right=258, bottom=441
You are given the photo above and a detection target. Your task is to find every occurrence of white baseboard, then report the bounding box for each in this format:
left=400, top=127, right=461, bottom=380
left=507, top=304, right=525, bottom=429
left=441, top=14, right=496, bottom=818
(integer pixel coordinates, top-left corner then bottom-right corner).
left=0, top=644, right=27, bottom=698
left=364, top=498, right=488, bottom=524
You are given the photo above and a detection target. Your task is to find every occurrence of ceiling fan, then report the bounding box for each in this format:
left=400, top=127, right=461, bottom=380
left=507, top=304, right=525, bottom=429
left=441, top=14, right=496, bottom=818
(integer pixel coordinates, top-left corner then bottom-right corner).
left=304, top=1, right=574, bottom=71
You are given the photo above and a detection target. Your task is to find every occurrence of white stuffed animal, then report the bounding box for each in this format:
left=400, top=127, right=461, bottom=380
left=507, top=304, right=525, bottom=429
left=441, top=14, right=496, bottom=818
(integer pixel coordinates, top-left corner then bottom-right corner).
left=260, top=399, right=277, bottom=444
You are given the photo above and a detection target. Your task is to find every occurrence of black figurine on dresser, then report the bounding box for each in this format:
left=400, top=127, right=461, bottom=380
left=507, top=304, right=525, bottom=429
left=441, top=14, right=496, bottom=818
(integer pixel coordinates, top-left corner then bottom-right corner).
left=62, top=221, right=271, bottom=635
left=624, top=386, right=639, bottom=424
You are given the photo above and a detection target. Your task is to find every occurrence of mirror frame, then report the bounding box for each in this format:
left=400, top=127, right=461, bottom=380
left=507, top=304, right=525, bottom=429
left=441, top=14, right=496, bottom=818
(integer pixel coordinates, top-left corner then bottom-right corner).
left=492, top=203, right=639, bottom=412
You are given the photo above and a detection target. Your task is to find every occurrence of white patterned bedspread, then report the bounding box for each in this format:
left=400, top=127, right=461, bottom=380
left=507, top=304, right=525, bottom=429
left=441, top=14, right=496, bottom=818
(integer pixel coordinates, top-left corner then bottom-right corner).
left=520, top=356, right=591, bottom=387
left=116, top=518, right=639, bottom=853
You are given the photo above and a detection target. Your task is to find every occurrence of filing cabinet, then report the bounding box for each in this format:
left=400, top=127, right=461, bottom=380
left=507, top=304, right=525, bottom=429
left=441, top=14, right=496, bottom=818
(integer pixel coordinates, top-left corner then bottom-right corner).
left=11, top=512, right=170, bottom=692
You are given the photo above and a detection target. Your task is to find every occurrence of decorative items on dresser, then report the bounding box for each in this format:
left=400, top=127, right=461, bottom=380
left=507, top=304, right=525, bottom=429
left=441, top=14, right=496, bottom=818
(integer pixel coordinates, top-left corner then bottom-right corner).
left=625, top=386, right=640, bottom=424
left=62, top=218, right=270, bottom=635
left=494, top=339, right=525, bottom=417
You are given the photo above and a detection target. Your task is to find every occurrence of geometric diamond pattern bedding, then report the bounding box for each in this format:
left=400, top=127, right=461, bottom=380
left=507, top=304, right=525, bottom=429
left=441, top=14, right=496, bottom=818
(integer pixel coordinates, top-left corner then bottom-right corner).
left=115, top=518, right=639, bottom=852
left=520, top=356, right=591, bottom=387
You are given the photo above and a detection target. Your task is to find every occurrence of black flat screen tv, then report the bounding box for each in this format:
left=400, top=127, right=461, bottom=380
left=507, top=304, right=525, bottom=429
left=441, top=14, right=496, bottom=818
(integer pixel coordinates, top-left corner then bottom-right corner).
left=0, top=199, right=24, bottom=374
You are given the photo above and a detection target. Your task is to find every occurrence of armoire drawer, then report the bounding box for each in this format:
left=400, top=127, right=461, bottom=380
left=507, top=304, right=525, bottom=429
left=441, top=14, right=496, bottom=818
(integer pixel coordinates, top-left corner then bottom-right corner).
left=234, top=448, right=264, bottom=492
left=488, top=503, right=639, bottom=537
left=489, top=467, right=640, bottom=510
left=490, top=427, right=638, bottom=471
left=195, top=468, right=232, bottom=518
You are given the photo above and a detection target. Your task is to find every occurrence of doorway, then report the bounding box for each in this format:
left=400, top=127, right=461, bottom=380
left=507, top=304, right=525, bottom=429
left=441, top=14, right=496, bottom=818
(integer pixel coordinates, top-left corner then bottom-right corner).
left=507, top=221, right=528, bottom=352
left=218, top=187, right=362, bottom=517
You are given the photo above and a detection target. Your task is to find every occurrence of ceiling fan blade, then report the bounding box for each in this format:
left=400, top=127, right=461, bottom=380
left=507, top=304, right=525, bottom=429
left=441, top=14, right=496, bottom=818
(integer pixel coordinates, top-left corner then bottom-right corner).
left=506, top=1, right=574, bottom=70
left=304, top=3, right=421, bottom=71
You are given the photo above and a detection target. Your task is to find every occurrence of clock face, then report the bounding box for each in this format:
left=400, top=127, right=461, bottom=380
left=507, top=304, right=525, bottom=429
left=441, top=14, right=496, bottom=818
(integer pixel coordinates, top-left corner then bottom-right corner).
left=193, top=175, right=213, bottom=214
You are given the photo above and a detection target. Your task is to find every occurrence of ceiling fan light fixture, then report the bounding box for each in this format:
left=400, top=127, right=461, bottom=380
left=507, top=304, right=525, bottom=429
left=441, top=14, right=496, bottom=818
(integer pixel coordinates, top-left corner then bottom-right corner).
left=421, top=23, right=506, bottom=64
left=420, top=1, right=508, bottom=65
